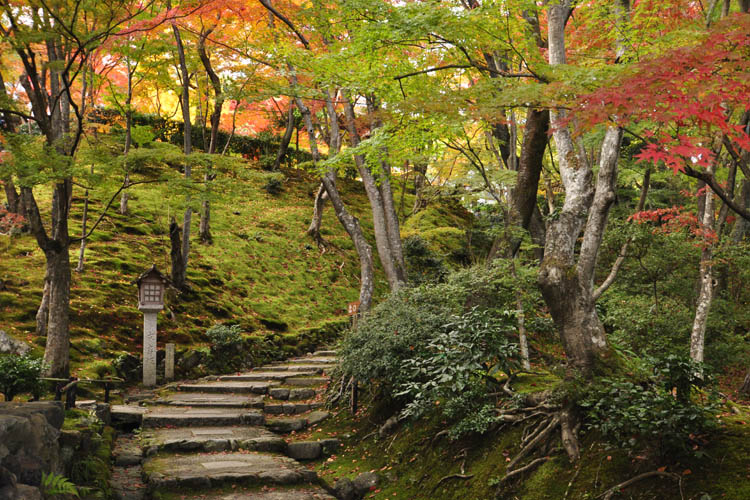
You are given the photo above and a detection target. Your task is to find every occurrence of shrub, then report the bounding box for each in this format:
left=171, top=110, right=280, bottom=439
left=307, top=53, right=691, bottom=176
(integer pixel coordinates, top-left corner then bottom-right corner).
left=396, top=307, right=520, bottom=437
left=0, top=354, right=45, bottom=401
left=580, top=355, right=718, bottom=459
left=402, top=235, right=447, bottom=285
left=206, top=324, right=243, bottom=348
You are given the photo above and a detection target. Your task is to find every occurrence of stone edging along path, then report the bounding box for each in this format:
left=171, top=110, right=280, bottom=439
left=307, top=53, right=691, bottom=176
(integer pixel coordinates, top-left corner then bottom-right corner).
left=109, top=351, right=340, bottom=500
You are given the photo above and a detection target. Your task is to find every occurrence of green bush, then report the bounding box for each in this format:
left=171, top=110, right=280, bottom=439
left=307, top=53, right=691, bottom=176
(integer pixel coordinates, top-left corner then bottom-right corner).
left=0, top=354, right=45, bottom=401
left=206, top=324, right=243, bottom=348
left=396, top=307, right=520, bottom=437
left=402, top=235, right=447, bottom=285
left=580, top=355, right=718, bottom=459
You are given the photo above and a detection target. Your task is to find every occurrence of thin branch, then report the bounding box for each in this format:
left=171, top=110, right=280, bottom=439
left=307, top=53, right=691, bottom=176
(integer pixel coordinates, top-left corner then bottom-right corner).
left=70, top=179, right=161, bottom=242
left=258, top=0, right=310, bottom=49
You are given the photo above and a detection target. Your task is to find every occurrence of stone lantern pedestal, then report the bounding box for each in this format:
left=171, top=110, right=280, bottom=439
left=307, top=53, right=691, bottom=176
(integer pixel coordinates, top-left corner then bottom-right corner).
left=139, top=304, right=161, bottom=387
left=136, top=265, right=168, bottom=388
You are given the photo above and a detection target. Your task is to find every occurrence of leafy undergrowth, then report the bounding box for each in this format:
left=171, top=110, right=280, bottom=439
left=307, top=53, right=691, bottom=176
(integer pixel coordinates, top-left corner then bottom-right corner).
left=310, top=377, right=750, bottom=500
left=0, top=164, right=399, bottom=380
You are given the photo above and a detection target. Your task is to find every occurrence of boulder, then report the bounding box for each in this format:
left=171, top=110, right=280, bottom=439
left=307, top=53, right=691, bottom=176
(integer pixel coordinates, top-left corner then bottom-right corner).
left=0, top=331, right=30, bottom=356
left=0, top=402, right=63, bottom=493
left=333, top=477, right=356, bottom=500
left=352, top=472, right=380, bottom=497
left=286, top=441, right=321, bottom=460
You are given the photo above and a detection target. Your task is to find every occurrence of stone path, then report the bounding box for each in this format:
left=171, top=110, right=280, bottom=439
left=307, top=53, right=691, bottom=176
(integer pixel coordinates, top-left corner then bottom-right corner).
left=110, top=350, right=339, bottom=500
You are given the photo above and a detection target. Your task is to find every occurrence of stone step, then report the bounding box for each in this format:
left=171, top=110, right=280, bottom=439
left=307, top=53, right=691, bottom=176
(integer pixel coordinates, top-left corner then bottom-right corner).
left=286, top=357, right=338, bottom=365
left=177, top=381, right=279, bottom=394
left=141, top=408, right=264, bottom=428
left=263, top=401, right=324, bottom=415
left=260, top=365, right=329, bottom=374
left=143, top=451, right=318, bottom=491
left=218, top=371, right=320, bottom=382
left=155, top=487, right=335, bottom=499
left=112, top=433, right=143, bottom=466
left=285, top=377, right=329, bottom=387
left=265, top=411, right=330, bottom=434
left=312, top=350, right=337, bottom=356
left=141, top=426, right=286, bottom=455
left=286, top=438, right=341, bottom=460
left=268, top=387, right=318, bottom=401
left=150, top=393, right=265, bottom=408
left=111, top=405, right=148, bottom=426
left=111, top=464, right=146, bottom=500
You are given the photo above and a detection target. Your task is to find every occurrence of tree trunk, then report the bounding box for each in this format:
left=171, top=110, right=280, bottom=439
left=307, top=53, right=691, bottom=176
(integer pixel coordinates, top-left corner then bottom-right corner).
left=538, top=1, right=619, bottom=374
left=289, top=80, right=374, bottom=311
left=273, top=102, right=296, bottom=170
left=198, top=27, right=223, bottom=245
left=120, top=82, right=133, bottom=215
left=739, top=369, right=750, bottom=396
left=732, top=180, right=750, bottom=242
left=690, top=165, right=716, bottom=364
left=2, top=177, right=22, bottom=216
left=377, top=160, right=408, bottom=282
left=170, top=219, right=186, bottom=290
left=42, top=245, right=71, bottom=377
left=170, top=14, right=192, bottom=289
left=36, top=275, right=50, bottom=337
left=321, top=172, right=374, bottom=313
left=412, top=162, right=428, bottom=213
left=307, top=183, right=328, bottom=245
left=342, top=94, right=404, bottom=290
left=75, top=189, right=89, bottom=272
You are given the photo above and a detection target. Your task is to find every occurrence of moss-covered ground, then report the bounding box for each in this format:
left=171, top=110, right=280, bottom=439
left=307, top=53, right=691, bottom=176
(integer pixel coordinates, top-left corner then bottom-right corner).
left=0, top=165, right=391, bottom=380
left=305, top=376, right=750, bottom=500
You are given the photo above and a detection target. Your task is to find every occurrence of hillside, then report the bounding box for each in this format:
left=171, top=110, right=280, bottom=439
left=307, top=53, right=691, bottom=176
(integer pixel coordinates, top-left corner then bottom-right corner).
left=0, top=164, right=396, bottom=378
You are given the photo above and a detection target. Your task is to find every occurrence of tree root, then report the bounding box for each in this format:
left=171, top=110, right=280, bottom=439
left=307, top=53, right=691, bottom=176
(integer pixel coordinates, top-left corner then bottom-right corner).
left=597, top=471, right=683, bottom=500
left=501, top=457, right=550, bottom=483
left=507, top=416, right=559, bottom=470
left=431, top=474, right=474, bottom=493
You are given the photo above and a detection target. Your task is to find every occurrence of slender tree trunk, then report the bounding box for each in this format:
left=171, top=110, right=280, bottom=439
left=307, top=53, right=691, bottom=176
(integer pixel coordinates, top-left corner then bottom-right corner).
left=690, top=165, right=716, bottom=364
left=36, top=275, right=50, bottom=337
left=307, top=183, right=328, bottom=245
left=274, top=102, right=296, bottom=170
left=198, top=27, right=223, bottom=244
left=120, top=72, right=133, bottom=215
left=75, top=188, right=89, bottom=272
left=170, top=11, right=192, bottom=288
left=377, top=160, right=407, bottom=282
left=342, top=94, right=403, bottom=289
left=170, top=219, right=186, bottom=290
left=321, top=172, right=374, bottom=312
left=739, top=369, right=750, bottom=396
left=2, top=177, right=22, bottom=216
left=290, top=80, right=374, bottom=311
left=732, top=180, right=750, bottom=242
left=412, top=162, right=428, bottom=213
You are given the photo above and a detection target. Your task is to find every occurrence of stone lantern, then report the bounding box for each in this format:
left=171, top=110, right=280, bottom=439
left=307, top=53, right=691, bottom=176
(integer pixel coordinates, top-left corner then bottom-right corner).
left=136, top=265, right=168, bottom=387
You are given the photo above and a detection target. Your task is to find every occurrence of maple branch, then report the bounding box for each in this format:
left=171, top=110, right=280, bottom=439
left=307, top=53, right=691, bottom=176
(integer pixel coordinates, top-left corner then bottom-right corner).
left=682, top=165, right=750, bottom=222
left=594, top=167, right=651, bottom=301
left=258, top=0, right=310, bottom=49
left=394, top=64, right=535, bottom=81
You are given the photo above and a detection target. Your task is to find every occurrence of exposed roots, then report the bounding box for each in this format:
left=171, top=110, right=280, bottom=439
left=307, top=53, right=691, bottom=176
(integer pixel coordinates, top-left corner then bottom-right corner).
left=494, top=379, right=581, bottom=491
left=597, top=471, right=684, bottom=500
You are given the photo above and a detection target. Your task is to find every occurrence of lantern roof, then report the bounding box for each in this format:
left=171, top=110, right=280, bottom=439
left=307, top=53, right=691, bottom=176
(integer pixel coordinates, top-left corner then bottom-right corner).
left=136, top=265, right=170, bottom=288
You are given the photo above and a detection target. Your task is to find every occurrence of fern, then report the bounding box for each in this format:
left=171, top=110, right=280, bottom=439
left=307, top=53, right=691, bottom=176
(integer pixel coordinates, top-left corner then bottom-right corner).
left=41, top=472, right=80, bottom=499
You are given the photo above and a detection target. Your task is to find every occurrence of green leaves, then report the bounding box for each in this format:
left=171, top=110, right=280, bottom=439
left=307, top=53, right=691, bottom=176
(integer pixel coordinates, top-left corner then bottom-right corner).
left=0, top=354, right=46, bottom=402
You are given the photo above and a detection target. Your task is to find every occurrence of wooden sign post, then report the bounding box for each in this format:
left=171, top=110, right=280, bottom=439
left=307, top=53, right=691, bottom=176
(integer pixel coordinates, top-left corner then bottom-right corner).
left=347, top=301, right=361, bottom=328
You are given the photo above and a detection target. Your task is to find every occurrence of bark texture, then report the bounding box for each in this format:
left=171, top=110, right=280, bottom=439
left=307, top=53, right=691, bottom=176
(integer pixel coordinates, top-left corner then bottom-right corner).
left=690, top=165, right=716, bottom=363
left=538, top=1, right=620, bottom=374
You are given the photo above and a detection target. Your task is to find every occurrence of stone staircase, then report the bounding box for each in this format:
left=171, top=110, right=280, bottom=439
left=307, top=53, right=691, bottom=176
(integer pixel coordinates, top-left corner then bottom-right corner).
left=110, top=350, right=339, bottom=500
